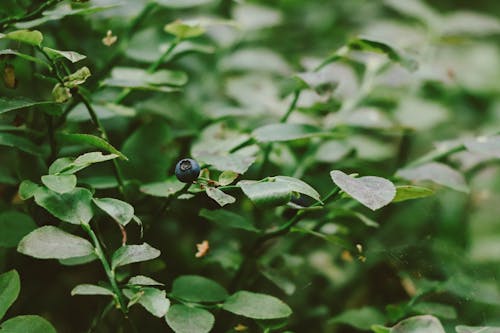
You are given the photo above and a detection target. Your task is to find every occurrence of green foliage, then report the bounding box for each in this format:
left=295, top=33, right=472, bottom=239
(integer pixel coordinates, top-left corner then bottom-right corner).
left=0, top=0, right=499, bottom=332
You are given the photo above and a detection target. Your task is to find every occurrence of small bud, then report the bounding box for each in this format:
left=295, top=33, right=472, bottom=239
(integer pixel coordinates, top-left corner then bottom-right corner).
left=195, top=240, right=209, bottom=258
left=102, top=30, right=117, bottom=47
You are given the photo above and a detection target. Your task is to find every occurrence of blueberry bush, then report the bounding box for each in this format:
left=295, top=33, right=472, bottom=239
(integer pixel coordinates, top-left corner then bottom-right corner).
left=1, top=0, right=500, bottom=332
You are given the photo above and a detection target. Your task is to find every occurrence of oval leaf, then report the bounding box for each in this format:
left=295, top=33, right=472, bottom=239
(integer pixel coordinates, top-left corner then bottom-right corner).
left=111, top=243, right=161, bottom=269
left=205, top=187, right=236, bottom=207
left=391, top=315, right=445, bottom=333
left=222, top=290, right=292, bottom=319
left=93, top=198, right=134, bottom=226
left=33, top=187, right=93, bottom=224
left=396, top=162, right=469, bottom=193
left=0, top=211, right=37, bottom=248
left=330, top=170, right=396, bottom=210
left=0, top=315, right=56, bottom=333
left=171, top=275, right=228, bottom=303
left=17, top=226, right=95, bottom=260
left=71, top=284, right=114, bottom=296
left=0, top=270, right=20, bottom=321
left=41, top=174, right=77, bottom=194
left=238, top=181, right=291, bottom=207
left=166, top=304, right=215, bottom=333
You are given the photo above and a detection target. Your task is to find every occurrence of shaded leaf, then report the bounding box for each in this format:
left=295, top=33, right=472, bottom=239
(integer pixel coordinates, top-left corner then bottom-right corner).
left=205, top=187, right=236, bottom=207
left=329, top=307, right=386, bottom=330
left=171, top=275, right=228, bottom=303
left=111, top=243, right=161, bottom=269
left=140, top=178, right=185, bottom=198
left=253, top=123, right=325, bottom=142
left=33, top=187, right=93, bottom=224
left=41, top=174, right=77, bottom=194
left=18, top=180, right=41, bottom=200
left=199, top=208, right=259, bottom=232
left=391, top=315, right=445, bottom=333
left=0, top=133, right=41, bottom=156
left=93, top=198, right=134, bottom=226
left=57, top=133, right=127, bottom=160
left=71, top=284, right=114, bottom=296
left=396, top=162, right=469, bottom=193
left=222, top=291, right=292, bottom=319
left=238, top=181, right=291, bottom=207
left=0, top=211, right=37, bottom=248
left=393, top=185, right=434, bottom=203
left=0, top=315, right=56, bottom=333
left=166, top=304, right=215, bottom=333
left=17, top=226, right=95, bottom=260
left=0, top=270, right=20, bottom=321
left=330, top=170, right=396, bottom=210
left=0, top=98, right=55, bottom=115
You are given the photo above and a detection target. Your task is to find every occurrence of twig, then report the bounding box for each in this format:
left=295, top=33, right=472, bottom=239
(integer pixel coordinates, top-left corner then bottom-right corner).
left=81, top=223, right=128, bottom=314
left=0, top=0, right=63, bottom=32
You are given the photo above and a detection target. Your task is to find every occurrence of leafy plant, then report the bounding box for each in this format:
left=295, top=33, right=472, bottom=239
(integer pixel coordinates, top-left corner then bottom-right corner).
left=1, top=0, right=500, bottom=332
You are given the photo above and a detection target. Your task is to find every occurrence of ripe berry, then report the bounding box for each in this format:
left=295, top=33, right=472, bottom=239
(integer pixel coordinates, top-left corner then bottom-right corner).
left=175, top=158, right=200, bottom=183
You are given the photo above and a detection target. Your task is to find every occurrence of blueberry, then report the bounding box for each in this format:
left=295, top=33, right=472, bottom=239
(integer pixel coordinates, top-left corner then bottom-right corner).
left=175, top=158, right=200, bottom=183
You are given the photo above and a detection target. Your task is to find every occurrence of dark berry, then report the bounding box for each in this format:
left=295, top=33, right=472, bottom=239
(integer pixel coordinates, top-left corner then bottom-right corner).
left=175, top=158, right=200, bottom=183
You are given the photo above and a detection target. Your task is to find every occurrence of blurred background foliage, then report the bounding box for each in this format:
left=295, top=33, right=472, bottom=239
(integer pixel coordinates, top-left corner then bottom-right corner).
left=1, top=0, right=500, bottom=332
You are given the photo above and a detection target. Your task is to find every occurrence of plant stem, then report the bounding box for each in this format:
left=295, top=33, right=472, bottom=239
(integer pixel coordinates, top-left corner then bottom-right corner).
left=82, top=223, right=128, bottom=314
left=45, top=114, right=57, bottom=163
left=78, top=93, right=126, bottom=196
left=157, top=182, right=191, bottom=217
left=114, top=38, right=180, bottom=104
left=0, top=0, right=63, bottom=31
left=258, top=90, right=301, bottom=177
left=87, top=300, right=114, bottom=333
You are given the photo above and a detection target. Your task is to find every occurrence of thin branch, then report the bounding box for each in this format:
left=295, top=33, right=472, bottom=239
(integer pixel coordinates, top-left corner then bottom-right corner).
left=0, top=0, right=63, bottom=32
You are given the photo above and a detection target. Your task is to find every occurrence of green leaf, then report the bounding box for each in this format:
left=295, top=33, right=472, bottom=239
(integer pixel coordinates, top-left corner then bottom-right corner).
left=165, top=305, right=215, bottom=333
left=218, top=171, right=239, bottom=186
left=348, top=37, right=418, bottom=71
left=0, top=50, right=50, bottom=68
left=156, top=0, right=214, bottom=8
left=33, top=187, right=93, bottom=224
left=171, top=275, right=229, bottom=303
left=412, top=302, right=457, bottom=320
left=0, top=133, right=41, bottom=156
left=390, top=315, right=445, bottom=333
left=238, top=181, right=292, bottom=207
left=71, top=284, right=114, bottom=296
left=58, top=254, right=98, bottom=266
left=120, top=121, right=175, bottom=182
left=0, top=270, right=20, bottom=321
left=456, top=326, right=500, bottom=333
left=93, top=198, right=134, bottom=226
left=128, top=275, right=164, bottom=287
left=103, top=67, right=187, bottom=91
left=0, top=29, right=43, bottom=46
left=222, top=291, right=292, bottom=319
left=0, top=211, right=37, bottom=248
left=205, top=187, right=236, bottom=207
left=196, top=153, right=256, bottom=174
left=165, top=20, right=205, bottom=39
left=464, top=135, right=500, bottom=158
left=18, top=180, right=41, bottom=200
left=42, top=47, right=86, bottom=63
left=329, top=307, right=386, bottom=330
left=139, top=178, right=185, bottom=198
left=0, top=315, right=56, bottom=333
left=57, top=133, right=128, bottom=160
left=17, top=226, right=95, bottom=260
left=124, top=287, right=170, bottom=318
left=111, top=243, right=161, bottom=269
left=0, top=98, right=55, bottom=115
left=14, top=4, right=118, bottom=29
left=49, top=152, right=119, bottom=175
left=41, top=174, right=77, bottom=194
left=393, top=185, right=434, bottom=203
left=372, top=325, right=391, bottom=333
left=396, top=162, right=469, bottom=193
left=330, top=170, right=396, bottom=210
left=291, top=226, right=355, bottom=251
left=253, top=123, right=325, bottom=142
left=64, top=66, right=91, bottom=88
left=199, top=208, right=260, bottom=232
left=274, top=176, right=321, bottom=202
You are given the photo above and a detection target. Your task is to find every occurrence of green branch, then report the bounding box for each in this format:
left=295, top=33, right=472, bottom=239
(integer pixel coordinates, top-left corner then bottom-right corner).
left=81, top=223, right=128, bottom=314
left=0, top=0, right=63, bottom=32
